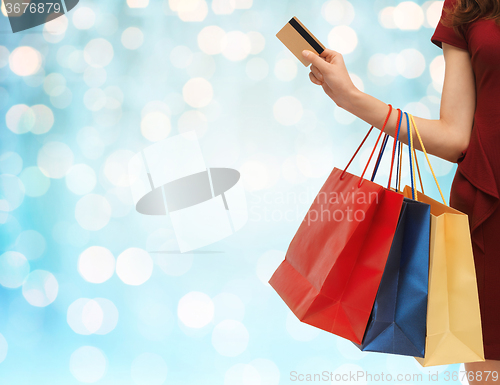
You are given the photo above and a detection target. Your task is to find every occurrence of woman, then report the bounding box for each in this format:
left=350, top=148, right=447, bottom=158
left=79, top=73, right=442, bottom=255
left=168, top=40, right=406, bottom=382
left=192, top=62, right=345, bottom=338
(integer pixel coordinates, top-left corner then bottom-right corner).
left=301, top=0, right=500, bottom=383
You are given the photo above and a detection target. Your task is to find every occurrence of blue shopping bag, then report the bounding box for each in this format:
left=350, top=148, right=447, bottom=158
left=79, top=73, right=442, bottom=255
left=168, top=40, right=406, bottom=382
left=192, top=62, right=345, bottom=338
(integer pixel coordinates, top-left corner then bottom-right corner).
left=358, top=197, right=430, bottom=357
left=355, top=110, right=430, bottom=357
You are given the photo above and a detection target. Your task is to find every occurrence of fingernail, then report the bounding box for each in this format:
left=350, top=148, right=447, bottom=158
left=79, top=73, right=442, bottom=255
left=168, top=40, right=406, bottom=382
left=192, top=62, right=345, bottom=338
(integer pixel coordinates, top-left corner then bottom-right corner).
left=302, top=50, right=309, bottom=58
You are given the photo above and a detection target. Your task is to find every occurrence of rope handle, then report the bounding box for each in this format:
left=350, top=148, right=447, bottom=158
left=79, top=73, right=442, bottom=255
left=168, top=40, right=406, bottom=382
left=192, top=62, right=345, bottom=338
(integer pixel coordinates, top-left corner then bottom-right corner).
left=395, top=114, right=425, bottom=195
left=406, top=112, right=417, bottom=200
left=413, top=146, right=425, bottom=194
left=370, top=134, right=389, bottom=182
left=408, top=114, right=447, bottom=205
left=340, top=104, right=393, bottom=188
left=388, top=109, right=403, bottom=190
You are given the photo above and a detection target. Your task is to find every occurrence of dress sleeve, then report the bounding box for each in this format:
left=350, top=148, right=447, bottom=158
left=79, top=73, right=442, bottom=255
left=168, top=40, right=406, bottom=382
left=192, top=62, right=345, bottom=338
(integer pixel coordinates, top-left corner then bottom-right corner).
left=431, top=0, right=468, bottom=50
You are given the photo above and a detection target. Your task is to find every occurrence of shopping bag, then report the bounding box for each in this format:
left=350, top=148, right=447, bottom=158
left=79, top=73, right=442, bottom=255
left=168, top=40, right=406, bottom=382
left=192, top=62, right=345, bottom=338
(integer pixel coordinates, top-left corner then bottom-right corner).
left=269, top=105, right=404, bottom=344
left=358, top=111, right=430, bottom=357
left=404, top=114, right=484, bottom=366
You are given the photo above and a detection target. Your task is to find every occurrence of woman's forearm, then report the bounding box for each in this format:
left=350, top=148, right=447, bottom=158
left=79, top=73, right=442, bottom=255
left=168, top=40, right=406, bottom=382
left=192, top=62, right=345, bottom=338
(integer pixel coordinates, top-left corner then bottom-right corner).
left=341, top=89, right=467, bottom=163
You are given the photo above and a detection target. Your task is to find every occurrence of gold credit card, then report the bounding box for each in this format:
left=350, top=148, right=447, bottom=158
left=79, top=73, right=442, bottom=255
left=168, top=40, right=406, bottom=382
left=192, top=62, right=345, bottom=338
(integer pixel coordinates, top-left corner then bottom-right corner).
left=276, top=16, right=326, bottom=67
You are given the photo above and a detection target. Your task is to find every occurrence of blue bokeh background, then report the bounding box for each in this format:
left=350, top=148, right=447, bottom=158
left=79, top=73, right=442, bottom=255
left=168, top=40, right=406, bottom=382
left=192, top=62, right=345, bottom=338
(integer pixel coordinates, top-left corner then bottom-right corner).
left=0, top=0, right=465, bottom=383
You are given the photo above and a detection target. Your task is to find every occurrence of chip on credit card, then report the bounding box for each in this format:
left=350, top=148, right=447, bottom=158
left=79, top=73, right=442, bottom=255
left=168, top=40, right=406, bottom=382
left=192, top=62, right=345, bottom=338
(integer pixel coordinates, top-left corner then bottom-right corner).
left=276, top=16, right=326, bottom=67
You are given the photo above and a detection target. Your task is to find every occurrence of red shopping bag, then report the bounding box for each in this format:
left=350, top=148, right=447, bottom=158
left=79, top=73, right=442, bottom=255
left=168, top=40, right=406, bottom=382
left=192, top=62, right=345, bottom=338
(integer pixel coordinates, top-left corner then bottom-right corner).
left=269, top=105, right=404, bottom=344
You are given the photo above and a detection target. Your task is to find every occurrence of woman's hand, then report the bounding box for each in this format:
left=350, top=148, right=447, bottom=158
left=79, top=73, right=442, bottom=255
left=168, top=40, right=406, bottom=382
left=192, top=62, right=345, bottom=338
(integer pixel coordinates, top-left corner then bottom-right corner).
left=302, top=49, right=359, bottom=109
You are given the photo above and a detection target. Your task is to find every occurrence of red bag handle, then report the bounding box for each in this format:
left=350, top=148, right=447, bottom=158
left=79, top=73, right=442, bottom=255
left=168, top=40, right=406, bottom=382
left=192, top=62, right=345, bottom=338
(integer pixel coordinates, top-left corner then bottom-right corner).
left=340, top=104, right=393, bottom=187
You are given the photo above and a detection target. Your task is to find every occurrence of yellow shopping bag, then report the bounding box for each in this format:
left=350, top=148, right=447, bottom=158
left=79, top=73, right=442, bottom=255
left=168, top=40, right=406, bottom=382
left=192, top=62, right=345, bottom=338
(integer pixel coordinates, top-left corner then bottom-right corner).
left=401, top=114, right=484, bottom=367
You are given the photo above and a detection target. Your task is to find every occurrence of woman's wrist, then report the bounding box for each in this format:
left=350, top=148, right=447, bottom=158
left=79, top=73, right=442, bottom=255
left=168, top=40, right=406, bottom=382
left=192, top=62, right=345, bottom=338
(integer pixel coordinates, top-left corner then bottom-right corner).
left=337, top=86, right=363, bottom=112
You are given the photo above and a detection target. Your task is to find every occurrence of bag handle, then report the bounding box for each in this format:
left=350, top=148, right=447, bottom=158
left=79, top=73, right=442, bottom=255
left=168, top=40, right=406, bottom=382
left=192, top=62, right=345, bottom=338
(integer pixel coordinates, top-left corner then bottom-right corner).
left=413, top=146, right=425, bottom=194
left=370, top=133, right=389, bottom=182
left=341, top=104, right=393, bottom=187
left=406, top=112, right=417, bottom=200
left=388, top=109, right=403, bottom=190
left=408, top=114, right=447, bottom=205
left=395, top=113, right=425, bottom=198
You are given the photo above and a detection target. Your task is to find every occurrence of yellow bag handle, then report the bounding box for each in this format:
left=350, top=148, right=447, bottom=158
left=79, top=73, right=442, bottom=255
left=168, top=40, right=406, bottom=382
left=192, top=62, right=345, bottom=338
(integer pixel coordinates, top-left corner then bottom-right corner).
left=408, top=114, right=447, bottom=205
left=413, top=147, right=425, bottom=194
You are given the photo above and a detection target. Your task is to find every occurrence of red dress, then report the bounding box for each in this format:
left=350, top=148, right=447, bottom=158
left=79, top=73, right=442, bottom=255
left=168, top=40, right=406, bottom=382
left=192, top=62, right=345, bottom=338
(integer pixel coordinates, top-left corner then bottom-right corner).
left=432, top=0, right=500, bottom=360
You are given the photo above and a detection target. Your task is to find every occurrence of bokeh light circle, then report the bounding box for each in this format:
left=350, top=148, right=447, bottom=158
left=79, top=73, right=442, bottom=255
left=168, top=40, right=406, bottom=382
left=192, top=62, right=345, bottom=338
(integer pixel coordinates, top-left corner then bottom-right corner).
left=397, top=48, right=426, bottom=79
left=30, top=104, right=55, bottom=134
left=70, top=346, right=107, bottom=383
left=322, top=0, right=355, bottom=25
left=212, top=0, right=234, bottom=14
left=328, top=25, right=358, bottom=54
left=15, top=230, right=46, bottom=260
left=0, top=152, right=23, bottom=175
left=0, top=174, right=25, bottom=211
left=37, top=141, right=74, bottom=179
left=66, top=164, right=97, bottom=195
left=224, top=364, right=261, bottom=385
left=93, top=298, right=119, bottom=335
left=175, top=0, right=208, bottom=22
left=75, top=194, right=112, bottom=231
left=9, top=46, right=42, bottom=76
left=19, top=166, right=51, bottom=197
left=141, top=111, right=171, bottom=142
left=178, top=291, right=214, bottom=328
left=72, top=7, right=96, bottom=30
left=247, top=31, right=265, bottom=54
left=68, top=298, right=104, bottom=335
left=121, top=27, right=144, bottom=50
left=250, top=358, right=281, bottom=385
left=116, top=248, right=153, bottom=286
left=379, top=6, right=397, bottom=29
left=182, top=77, right=213, bottom=108
left=104, top=150, right=136, bottom=187
left=394, top=1, right=425, bottom=30
left=84, top=38, right=114, bottom=68
left=78, top=246, right=115, bottom=284
left=427, top=1, right=444, bottom=27
left=221, top=31, right=251, bottom=61
left=67, top=298, right=118, bottom=336
left=198, top=26, right=226, bottom=55
left=274, top=58, right=297, bottom=82
left=240, top=160, right=269, bottom=191
left=6, top=104, right=35, bottom=134
left=0, top=251, right=30, bottom=288
left=22, top=270, right=58, bottom=307
left=177, top=110, right=208, bottom=136
left=430, top=55, right=445, bottom=91
left=212, top=320, right=249, bottom=357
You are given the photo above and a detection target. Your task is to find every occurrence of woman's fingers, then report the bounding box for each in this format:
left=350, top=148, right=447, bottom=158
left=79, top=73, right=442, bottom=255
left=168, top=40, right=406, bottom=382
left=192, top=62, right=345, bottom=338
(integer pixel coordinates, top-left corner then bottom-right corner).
left=321, top=48, right=339, bottom=58
left=309, top=72, right=323, bottom=85
left=310, top=65, right=324, bottom=82
left=321, top=48, right=341, bottom=63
